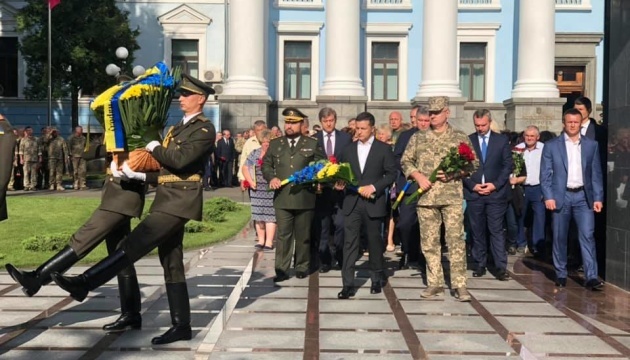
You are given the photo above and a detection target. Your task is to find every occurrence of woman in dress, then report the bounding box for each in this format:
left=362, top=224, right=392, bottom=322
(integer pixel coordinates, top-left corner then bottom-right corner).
left=242, top=129, right=276, bottom=250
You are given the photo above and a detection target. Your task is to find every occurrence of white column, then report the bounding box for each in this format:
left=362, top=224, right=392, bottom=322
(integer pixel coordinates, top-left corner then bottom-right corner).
left=222, top=0, right=268, bottom=96
left=415, top=0, right=461, bottom=98
left=319, top=0, right=365, bottom=96
left=511, top=0, right=559, bottom=98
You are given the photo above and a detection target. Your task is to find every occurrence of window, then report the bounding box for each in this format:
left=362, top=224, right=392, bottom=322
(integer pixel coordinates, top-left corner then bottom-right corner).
left=459, top=43, right=486, bottom=102
left=371, top=42, right=399, bottom=101
left=0, top=37, right=18, bottom=97
left=172, top=40, right=199, bottom=79
left=283, top=41, right=311, bottom=100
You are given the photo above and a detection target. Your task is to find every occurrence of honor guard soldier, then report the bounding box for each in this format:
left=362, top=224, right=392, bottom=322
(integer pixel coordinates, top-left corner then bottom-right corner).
left=0, top=115, right=16, bottom=221
left=262, top=107, right=326, bottom=282
left=52, top=74, right=216, bottom=345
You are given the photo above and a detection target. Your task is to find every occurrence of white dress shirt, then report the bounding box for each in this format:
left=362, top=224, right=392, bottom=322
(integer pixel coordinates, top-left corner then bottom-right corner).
left=515, top=141, right=544, bottom=186
left=564, top=133, right=584, bottom=188
left=357, top=136, right=374, bottom=173
left=182, top=112, right=202, bottom=125
left=580, top=121, right=589, bottom=136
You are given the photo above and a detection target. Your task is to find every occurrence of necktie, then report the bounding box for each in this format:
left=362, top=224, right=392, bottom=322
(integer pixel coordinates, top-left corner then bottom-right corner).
left=290, top=139, right=296, bottom=149
left=326, top=133, right=333, bottom=157
left=481, top=135, right=488, bottom=162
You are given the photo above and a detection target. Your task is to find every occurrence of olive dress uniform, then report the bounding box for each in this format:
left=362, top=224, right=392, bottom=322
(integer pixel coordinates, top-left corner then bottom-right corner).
left=52, top=74, right=216, bottom=346
left=262, top=108, right=326, bottom=280
left=0, top=117, right=16, bottom=221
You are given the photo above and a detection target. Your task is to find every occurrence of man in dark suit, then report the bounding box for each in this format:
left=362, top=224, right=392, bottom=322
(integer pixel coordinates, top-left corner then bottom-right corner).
left=0, top=115, right=16, bottom=222
left=216, top=129, right=236, bottom=187
left=463, top=109, right=513, bottom=281
left=393, top=105, right=430, bottom=270
left=540, top=108, right=604, bottom=290
left=262, top=107, right=326, bottom=282
left=52, top=74, right=216, bottom=345
left=313, top=107, right=353, bottom=273
left=336, top=112, right=397, bottom=299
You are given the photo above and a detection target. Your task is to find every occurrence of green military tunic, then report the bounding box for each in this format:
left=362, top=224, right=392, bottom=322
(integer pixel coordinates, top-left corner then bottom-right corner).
left=262, top=135, right=326, bottom=274
left=401, top=124, right=478, bottom=289
left=0, top=118, right=16, bottom=221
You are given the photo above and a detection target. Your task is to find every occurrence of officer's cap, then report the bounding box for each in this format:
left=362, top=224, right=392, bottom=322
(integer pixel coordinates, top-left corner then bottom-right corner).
left=282, top=107, right=306, bottom=123
left=178, top=74, right=215, bottom=98
left=428, top=96, right=449, bottom=112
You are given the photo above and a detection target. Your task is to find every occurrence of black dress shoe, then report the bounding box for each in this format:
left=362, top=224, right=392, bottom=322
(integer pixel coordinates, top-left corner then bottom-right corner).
left=151, top=325, right=192, bottom=345
left=295, top=271, right=307, bottom=279
left=472, top=267, right=486, bottom=277
left=337, top=287, right=355, bottom=299
left=273, top=273, right=290, bottom=282
left=496, top=270, right=510, bottom=281
left=319, top=264, right=331, bottom=273
left=555, top=277, right=567, bottom=288
left=102, top=313, right=142, bottom=332
left=398, top=255, right=409, bottom=270
left=584, top=279, right=603, bottom=291
left=507, top=246, right=517, bottom=255
left=370, top=281, right=382, bottom=294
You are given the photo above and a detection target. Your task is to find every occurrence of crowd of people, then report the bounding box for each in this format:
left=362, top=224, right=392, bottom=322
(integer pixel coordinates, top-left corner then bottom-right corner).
left=240, top=95, right=607, bottom=300
left=6, top=125, right=89, bottom=191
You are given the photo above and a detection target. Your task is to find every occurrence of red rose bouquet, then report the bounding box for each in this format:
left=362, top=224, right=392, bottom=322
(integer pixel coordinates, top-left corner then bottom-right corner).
left=404, top=142, right=476, bottom=205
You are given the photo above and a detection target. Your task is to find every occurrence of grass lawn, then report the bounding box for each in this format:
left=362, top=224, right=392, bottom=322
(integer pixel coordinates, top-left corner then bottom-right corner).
left=0, top=196, right=251, bottom=267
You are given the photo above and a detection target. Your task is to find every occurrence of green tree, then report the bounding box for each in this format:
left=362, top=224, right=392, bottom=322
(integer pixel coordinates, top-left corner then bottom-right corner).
left=17, top=0, right=140, bottom=128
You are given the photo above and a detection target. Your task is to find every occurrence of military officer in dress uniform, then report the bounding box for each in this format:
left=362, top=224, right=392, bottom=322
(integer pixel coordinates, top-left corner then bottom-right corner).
left=0, top=114, right=16, bottom=222
left=52, top=74, right=216, bottom=345
left=262, top=107, right=326, bottom=282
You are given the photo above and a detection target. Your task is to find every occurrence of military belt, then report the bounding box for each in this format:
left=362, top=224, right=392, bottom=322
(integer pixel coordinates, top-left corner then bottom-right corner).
left=158, top=174, right=201, bottom=184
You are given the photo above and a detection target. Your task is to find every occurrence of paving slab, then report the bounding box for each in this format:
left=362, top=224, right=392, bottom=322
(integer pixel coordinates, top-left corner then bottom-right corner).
left=408, top=314, right=493, bottom=332
left=496, top=316, right=590, bottom=333
left=418, top=333, right=514, bottom=353
left=517, top=334, right=622, bottom=355
left=214, top=330, right=304, bottom=350
left=319, top=313, right=399, bottom=330
left=319, top=331, right=407, bottom=351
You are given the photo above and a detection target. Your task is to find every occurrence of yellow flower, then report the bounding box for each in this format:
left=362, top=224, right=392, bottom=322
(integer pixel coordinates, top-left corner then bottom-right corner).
left=326, top=164, right=340, bottom=177
left=91, top=84, right=123, bottom=110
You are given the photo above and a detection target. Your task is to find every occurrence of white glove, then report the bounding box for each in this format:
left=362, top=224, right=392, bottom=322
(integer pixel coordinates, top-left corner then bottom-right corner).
left=109, top=160, right=122, bottom=178
left=121, top=161, right=146, bottom=181
left=146, top=141, right=161, bottom=152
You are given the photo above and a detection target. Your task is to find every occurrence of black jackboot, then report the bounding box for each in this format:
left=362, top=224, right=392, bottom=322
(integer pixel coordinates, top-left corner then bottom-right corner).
left=102, top=274, right=142, bottom=331
left=151, top=283, right=192, bottom=345
left=51, top=249, right=131, bottom=302
left=5, top=245, right=79, bottom=296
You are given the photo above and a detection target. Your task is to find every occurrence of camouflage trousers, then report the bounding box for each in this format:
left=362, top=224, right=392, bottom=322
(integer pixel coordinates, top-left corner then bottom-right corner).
left=72, top=157, right=86, bottom=188
left=417, top=204, right=467, bottom=289
left=23, top=162, right=39, bottom=189
left=48, top=158, right=64, bottom=187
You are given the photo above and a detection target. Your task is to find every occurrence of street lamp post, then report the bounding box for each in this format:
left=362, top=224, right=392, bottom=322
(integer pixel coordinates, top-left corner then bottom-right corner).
left=106, top=47, right=145, bottom=83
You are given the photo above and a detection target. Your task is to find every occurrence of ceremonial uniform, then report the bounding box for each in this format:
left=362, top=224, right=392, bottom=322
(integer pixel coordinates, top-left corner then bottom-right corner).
left=401, top=102, right=477, bottom=294
left=68, top=133, right=87, bottom=189
left=0, top=117, right=16, bottom=221
left=52, top=74, right=216, bottom=345
left=262, top=107, right=326, bottom=280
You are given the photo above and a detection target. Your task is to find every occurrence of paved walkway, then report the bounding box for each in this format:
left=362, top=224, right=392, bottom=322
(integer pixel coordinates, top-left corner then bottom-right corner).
left=1, top=187, right=630, bottom=359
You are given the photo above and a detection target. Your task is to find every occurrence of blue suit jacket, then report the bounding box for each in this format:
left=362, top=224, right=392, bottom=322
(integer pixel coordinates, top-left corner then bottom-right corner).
left=540, top=133, right=604, bottom=210
left=463, top=131, right=513, bottom=202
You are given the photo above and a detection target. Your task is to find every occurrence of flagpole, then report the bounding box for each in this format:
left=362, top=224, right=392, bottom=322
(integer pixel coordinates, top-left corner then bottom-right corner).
left=47, top=2, right=52, bottom=127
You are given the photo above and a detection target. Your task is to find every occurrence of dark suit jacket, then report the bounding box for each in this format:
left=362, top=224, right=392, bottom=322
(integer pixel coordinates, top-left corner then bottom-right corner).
left=394, top=128, right=420, bottom=195
left=584, top=118, right=607, bottom=177
left=316, top=129, right=353, bottom=210
left=215, top=137, right=236, bottom=161
left=262, top=136, right=326, bottom=210
left=0, top=119, right=16, bottom=221
left=540, top=133, right=604, bottom=210
left=340, top=138, right=397, bottom=218
left=149, top=114, right=216, bottom=221
left=463, top=131, right=513, bottom=202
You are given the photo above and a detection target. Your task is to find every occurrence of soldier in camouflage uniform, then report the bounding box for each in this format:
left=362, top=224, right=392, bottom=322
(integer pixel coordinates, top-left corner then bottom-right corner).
left=7, top=128, right=20, bottom=191
left=37, top=127, right=50, bottom=189
left=46, top=128, right=69, bottom=191
left=68, top=126, right=87, bottom=189
left=19, top=127, right=41, bottom=191
left=401, top=96, right=478, bottom=302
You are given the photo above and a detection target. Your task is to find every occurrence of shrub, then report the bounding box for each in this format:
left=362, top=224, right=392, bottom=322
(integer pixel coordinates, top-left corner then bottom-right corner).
left=22, top=233, right=71, bottom=252
left=185, top=221, right=215, bottom=233
left=202, top=197, right=240, bottom=223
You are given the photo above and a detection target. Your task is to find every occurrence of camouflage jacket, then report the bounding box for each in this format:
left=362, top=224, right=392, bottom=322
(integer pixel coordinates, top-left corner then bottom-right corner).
left=401, top=124, right=478, bottom=206
left=19, top=136, right=41, bottom=162
left=235, top=137, right=246, bottom=153
left=47, top=135, right=69, bottom=159
left=67, top=134, right=86, bottom=157
left=37, top=136, right=49, bottom=158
